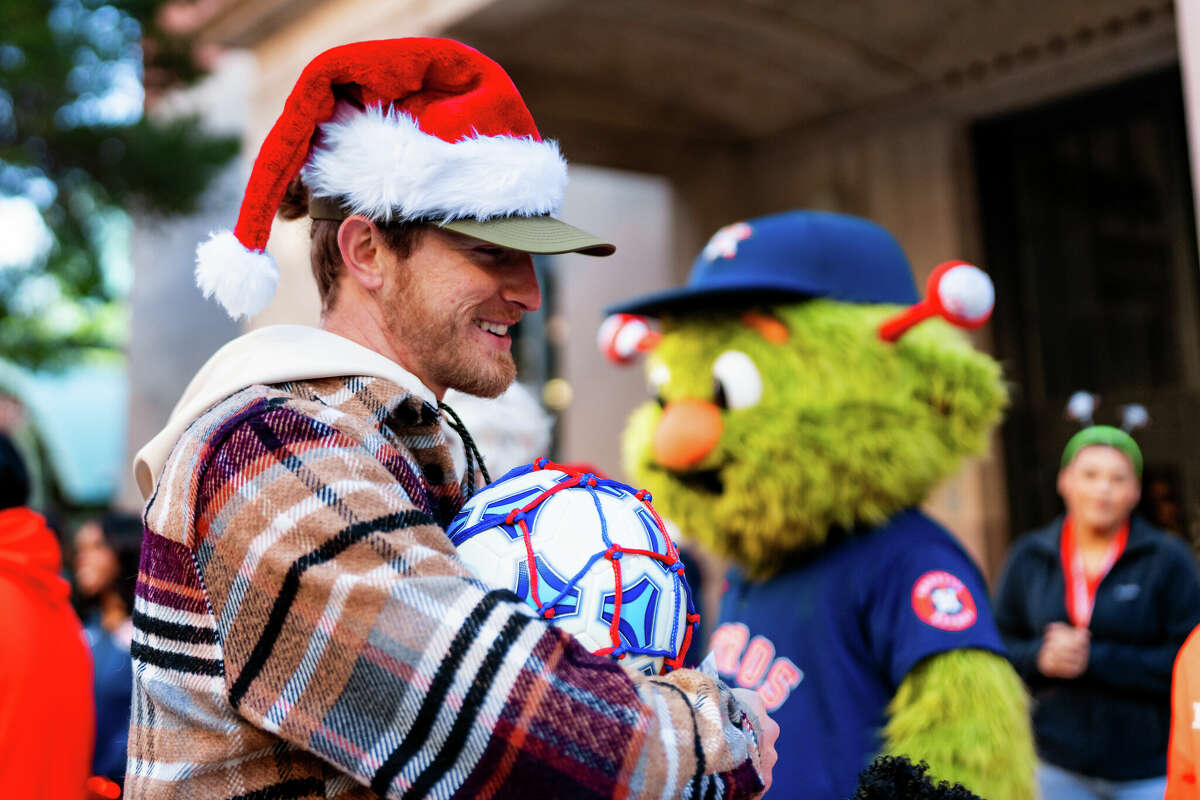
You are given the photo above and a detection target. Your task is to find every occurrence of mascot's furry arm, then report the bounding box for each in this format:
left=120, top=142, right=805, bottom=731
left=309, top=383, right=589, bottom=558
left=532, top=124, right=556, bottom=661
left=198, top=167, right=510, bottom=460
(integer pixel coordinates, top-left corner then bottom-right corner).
left=885, top=649, right=1036, bottom=800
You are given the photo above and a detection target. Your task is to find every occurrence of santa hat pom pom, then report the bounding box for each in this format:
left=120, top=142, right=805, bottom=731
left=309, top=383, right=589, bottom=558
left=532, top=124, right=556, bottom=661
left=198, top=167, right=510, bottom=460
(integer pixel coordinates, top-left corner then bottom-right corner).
left=195, top=230, right=280, bottom=320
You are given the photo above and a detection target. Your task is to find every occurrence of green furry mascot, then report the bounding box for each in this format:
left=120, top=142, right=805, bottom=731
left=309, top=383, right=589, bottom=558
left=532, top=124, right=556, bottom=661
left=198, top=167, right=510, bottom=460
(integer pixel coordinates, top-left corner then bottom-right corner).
left=604, top=211, right=1035, bottom=799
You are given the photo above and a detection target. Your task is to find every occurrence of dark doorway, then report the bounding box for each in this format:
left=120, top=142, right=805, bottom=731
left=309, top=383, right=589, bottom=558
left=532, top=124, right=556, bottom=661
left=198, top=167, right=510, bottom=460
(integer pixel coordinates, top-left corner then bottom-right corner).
left=973, top=68, right=1200, bottom=546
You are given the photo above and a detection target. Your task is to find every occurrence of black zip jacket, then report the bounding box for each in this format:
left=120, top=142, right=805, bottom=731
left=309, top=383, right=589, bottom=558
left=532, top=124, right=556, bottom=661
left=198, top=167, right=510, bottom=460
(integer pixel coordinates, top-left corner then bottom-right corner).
left=993, top=515, right=1200, bottom=780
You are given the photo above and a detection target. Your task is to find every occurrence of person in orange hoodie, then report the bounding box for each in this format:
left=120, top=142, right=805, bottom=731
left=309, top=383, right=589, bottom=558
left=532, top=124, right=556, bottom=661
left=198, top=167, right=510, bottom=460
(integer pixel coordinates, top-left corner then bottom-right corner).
left=1168, top=624, right=1200, bottom=798
left=0, top=432, right=94, bottom=798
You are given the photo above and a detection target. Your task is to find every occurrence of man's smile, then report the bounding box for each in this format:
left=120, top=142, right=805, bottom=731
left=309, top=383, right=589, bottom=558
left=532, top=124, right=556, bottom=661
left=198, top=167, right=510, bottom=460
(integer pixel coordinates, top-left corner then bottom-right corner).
left=471, top=316, right=522, bottom=352
left=474, top=319, right=512, bottom=337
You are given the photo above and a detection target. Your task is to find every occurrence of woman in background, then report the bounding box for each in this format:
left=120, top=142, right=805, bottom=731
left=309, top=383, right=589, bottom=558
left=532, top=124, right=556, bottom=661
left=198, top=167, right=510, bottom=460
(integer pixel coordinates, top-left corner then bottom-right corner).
left=74, top=511, right=142, bottom=790
left=994, top=425, right=1200, bottom=800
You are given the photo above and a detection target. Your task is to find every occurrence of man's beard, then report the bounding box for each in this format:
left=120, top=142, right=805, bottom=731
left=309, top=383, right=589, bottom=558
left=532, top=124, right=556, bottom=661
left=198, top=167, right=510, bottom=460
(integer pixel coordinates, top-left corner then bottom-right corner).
left=382, top=270, right=517, bottom=399
left=437, top=340, right=516, bottom=398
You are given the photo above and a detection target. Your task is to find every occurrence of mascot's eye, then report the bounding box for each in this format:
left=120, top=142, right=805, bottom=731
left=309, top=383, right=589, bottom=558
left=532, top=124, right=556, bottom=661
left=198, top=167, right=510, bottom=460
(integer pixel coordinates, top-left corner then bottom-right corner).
left=711, top=350, right=762, bottom=411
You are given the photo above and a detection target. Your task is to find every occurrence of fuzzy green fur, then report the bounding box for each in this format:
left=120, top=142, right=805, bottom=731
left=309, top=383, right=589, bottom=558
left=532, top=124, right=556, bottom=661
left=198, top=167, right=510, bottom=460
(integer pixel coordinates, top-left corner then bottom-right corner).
left=622, top=300, right=1007, bottom=578
left=885, top=650, right=1036, bottom=800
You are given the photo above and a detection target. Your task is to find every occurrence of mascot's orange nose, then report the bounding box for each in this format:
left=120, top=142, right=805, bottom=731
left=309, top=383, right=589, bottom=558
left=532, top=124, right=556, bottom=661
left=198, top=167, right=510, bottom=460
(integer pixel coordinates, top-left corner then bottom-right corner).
left=653, top=399, right=724, bottom=471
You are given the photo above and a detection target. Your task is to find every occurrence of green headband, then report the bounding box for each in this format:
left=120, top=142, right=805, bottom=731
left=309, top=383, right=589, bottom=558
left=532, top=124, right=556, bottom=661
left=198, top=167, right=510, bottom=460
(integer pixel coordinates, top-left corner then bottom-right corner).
left=1061, top=425, right=1143, bottom=477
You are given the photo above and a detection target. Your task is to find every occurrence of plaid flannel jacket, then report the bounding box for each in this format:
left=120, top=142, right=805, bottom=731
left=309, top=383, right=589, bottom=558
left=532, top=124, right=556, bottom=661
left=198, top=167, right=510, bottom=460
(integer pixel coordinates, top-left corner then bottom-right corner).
left=126, top=375, right=765, bottom=799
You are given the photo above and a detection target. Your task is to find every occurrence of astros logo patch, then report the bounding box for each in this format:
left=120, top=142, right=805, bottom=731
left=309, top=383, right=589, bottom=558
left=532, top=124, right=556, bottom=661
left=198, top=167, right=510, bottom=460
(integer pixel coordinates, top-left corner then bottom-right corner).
left=702, top=222, right=752, bottom=261
left=911, top=570, right=977, bottom=631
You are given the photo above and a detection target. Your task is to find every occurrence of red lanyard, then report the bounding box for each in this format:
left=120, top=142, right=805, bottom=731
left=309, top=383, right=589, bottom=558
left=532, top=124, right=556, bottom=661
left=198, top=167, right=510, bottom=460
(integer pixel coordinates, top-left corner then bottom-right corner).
left=1060, top=516, right=1129, bottom=628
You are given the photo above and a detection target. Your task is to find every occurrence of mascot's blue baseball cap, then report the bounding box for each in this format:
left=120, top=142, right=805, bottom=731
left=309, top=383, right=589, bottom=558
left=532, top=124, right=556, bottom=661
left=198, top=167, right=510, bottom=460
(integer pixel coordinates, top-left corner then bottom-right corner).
left=608, top=210, right=920, bottom=316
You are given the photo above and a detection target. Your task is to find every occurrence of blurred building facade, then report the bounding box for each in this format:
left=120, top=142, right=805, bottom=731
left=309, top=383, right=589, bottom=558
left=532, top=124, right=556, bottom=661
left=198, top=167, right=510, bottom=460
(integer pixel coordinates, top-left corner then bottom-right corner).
left=129, top=0, right=1200, bottom=578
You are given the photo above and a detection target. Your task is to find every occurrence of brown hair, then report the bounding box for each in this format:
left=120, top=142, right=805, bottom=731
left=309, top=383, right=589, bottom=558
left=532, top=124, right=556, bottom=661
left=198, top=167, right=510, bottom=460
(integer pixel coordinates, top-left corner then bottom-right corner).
left=279, top=177, right=425, bottom=312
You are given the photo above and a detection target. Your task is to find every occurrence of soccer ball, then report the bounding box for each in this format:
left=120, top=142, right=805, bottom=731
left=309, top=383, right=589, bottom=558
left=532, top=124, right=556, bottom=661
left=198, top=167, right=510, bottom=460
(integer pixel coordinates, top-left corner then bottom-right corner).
left=447, top=459, right=699, bottom=675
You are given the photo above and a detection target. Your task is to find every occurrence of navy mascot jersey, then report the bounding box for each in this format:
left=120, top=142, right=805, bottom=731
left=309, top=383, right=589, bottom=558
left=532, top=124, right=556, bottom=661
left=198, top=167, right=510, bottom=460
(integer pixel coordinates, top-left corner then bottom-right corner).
left=710, top=509, right=1006, bottom=799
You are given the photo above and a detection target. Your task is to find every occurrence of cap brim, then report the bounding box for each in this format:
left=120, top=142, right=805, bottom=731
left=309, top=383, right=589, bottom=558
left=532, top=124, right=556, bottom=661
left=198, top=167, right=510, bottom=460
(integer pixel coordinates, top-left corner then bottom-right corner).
left=606, top=283, right=824, bottom=317
left=440, top=215, right=615, bottom=256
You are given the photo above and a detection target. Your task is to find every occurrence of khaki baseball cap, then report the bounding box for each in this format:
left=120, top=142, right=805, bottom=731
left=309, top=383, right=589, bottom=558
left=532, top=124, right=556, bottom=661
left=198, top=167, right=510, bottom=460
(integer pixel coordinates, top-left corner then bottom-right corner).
left=308, top=196, right=614, bottom=256
left=440, top=215, right=614, bottom=256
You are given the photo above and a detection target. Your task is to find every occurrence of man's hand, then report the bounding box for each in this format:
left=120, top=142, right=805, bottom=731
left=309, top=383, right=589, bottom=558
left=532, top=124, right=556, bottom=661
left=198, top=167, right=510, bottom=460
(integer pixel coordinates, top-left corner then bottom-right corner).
left=1037, top=621, right=1090, bottom=679
left=731, top=688, right=780, bottom=797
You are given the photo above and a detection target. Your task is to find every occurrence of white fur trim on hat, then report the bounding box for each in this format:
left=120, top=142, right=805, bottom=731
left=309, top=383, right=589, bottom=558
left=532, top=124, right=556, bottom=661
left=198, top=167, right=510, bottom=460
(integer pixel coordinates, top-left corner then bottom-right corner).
left=195, top=230, right=280, bottom=320
left=301, top=103, right=568, bottom=222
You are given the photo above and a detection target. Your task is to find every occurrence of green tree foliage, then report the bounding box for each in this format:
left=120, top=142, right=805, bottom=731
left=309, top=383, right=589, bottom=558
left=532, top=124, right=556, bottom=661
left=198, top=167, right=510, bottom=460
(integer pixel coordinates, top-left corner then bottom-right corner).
left=0, top=0, right=238, bottom=368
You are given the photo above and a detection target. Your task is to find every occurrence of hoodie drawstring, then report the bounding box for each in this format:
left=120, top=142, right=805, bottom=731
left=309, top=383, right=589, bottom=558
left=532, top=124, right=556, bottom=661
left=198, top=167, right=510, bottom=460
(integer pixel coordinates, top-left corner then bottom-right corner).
left=439, top=401, right=491, bottom=498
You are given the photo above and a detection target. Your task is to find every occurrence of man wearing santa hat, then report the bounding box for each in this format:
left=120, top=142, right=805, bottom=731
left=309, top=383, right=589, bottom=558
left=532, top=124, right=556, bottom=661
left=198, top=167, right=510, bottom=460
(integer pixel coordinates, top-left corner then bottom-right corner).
left=126, top=38, right=775, bottom=799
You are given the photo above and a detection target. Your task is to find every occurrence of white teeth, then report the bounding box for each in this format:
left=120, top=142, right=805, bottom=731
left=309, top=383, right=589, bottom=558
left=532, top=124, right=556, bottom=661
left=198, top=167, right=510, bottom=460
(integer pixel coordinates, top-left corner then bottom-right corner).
left=477, top=320, right=509, bottom=336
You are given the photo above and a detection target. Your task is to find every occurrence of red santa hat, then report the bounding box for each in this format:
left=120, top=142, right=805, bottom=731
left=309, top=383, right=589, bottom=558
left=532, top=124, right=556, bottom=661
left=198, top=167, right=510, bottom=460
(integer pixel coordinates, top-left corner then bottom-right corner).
left=196, top=37, right=613, bottom=319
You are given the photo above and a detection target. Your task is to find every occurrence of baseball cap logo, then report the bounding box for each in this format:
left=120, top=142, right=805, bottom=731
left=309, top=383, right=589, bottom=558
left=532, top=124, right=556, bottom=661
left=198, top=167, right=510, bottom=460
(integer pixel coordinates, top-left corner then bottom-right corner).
left=702, top=222, right=752, bottom=261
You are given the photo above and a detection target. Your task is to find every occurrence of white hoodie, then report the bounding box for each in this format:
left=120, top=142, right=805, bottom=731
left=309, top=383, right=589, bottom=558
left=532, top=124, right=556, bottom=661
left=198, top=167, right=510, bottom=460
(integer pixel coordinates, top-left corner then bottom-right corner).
left=133, top=325, right=436, bottom=500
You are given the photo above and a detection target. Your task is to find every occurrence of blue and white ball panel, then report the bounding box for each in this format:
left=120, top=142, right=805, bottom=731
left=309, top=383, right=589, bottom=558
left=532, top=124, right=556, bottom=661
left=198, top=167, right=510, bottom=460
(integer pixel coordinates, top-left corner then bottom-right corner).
left=515, top=556, right=581, bottom=619
left=601, top=575, right=661, bottom=653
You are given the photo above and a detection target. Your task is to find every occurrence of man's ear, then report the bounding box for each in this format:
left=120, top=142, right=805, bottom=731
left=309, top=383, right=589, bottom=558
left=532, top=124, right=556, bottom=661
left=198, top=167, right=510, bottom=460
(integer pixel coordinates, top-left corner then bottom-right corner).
left=337, top=215, right=385, bottom=291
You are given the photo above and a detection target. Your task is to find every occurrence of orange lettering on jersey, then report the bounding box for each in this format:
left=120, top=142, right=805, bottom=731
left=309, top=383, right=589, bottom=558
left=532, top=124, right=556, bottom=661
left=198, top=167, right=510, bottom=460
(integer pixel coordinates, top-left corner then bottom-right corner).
left=708, top=623, right=805, bottom=711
